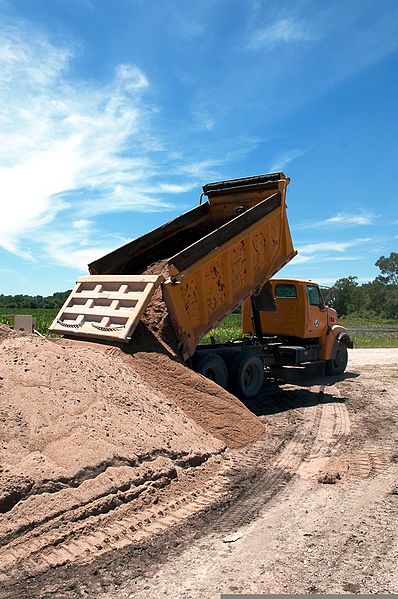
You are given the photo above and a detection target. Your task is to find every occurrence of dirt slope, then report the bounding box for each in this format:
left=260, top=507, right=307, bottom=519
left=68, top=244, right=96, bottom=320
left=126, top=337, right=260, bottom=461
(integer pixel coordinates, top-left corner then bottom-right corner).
left=0, top=328, right=263, bottom=595
left=130, top=351, right=264, bottom=449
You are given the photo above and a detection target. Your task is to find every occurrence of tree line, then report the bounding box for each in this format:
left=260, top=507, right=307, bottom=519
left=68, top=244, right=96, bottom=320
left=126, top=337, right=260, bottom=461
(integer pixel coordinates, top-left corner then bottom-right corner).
left=331, top=252, right=398, bottom=319
left=1, top=252, right=397, bottom=319
left=0, top=290, right=71, bottom=309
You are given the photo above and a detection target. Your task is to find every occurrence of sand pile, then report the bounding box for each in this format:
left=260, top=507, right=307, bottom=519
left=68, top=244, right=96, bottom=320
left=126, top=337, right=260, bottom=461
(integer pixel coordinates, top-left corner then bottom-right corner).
left=129, top=351, right=264, bottom=449
left=0, top=329, right=263, bottom=572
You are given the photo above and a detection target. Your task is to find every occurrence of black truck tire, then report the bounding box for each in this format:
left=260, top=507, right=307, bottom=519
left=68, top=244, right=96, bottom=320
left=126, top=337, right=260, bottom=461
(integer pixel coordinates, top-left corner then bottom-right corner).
left=192, top=352, right=229, bottom=389
left=228, top=352, right=265, bottom=400
left=326, top=342, right=348, bottom=375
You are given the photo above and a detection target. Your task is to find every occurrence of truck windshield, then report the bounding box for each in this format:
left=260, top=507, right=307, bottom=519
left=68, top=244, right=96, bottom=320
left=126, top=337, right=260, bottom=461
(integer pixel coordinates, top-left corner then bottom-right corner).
left=275, top=283, right=297, bottom=298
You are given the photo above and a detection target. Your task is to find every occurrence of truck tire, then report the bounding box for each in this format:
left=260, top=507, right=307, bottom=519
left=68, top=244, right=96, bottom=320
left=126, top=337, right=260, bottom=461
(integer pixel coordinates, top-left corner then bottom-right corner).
left=192, top=352, right=229, bottom=389
left=228, top=352, right=265, bottom=400
left=326, top=342, right=348, bottom=375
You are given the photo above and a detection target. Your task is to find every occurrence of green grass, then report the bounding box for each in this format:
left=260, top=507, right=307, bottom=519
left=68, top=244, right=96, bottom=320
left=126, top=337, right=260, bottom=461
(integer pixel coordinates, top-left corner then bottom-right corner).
left=0, top=308, right=58, bottom=335
left=348, top=332, right=398, bottom=348
left=340, top=314, right=398, bottom=347
left=340, top=314, right=398, bottom=327
left=202, top=313, right=242, bottom=343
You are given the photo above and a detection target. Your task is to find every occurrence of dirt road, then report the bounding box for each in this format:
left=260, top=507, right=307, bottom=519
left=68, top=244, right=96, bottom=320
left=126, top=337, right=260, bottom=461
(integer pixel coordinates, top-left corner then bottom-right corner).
left=2, top=349, right=398, bottom=598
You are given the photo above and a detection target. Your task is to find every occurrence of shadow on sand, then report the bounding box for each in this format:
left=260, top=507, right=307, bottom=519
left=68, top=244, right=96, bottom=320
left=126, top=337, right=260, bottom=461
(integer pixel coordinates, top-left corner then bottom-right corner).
left=244, top=368, right=360, bottom=417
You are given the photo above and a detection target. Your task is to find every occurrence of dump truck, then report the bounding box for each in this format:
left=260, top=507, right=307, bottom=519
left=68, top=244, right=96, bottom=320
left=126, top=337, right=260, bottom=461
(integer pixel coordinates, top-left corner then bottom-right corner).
left=50, top=171, right=352, bottom=399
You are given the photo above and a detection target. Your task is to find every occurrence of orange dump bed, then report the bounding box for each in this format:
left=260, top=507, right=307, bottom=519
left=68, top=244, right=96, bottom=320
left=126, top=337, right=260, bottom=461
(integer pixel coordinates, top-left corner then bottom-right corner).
left=51, top=173, right=296, bottom=359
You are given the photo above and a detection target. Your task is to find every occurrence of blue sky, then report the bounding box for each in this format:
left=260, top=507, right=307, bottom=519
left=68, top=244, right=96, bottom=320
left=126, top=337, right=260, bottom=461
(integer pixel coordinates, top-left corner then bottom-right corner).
left=0, top=0, right=397, bottom=295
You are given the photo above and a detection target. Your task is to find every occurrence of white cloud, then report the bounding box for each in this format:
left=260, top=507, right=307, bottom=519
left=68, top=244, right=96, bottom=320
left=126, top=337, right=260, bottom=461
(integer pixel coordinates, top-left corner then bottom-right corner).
left=324, top=213, right=376, bottom=226
left=0, top=24, right=196, bottom=266
left=248, top=17, right=319, bottom=51
left=298, top=239, right=372, bottom=255
left=269, top=148, right=306, bottom=172
left=288, top=254, right=312, bottom=265
left=177, top=159, right=222, bottom=179
left=44, top=239, right=120, bottom=271
left=286, top=238, right=374, bottom=267
left=41, top=218, right=128, bottom=271
left=293, top=212, right=378, bottom=231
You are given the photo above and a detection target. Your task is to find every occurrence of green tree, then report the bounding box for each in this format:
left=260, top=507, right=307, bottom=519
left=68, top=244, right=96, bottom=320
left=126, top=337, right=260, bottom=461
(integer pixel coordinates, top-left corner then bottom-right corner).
left=332, top=276, right=360, bottom=316
left=358, top=279, right=388, bottom=317
left=383, top=286, right=398, bottom=319
left=375, top=252, right=398, bottom=285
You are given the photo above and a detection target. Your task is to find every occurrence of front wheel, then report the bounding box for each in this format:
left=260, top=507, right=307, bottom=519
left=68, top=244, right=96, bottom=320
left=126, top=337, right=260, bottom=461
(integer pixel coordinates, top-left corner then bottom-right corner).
left=326, top=342, right=348, bottom=375
left=228, top=352, right=265, bottom=400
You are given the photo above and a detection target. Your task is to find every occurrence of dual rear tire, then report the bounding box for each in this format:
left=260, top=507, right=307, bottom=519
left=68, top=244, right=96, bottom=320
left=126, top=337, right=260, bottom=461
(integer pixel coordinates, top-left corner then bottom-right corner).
left=192, top=350, right=264, bottom=400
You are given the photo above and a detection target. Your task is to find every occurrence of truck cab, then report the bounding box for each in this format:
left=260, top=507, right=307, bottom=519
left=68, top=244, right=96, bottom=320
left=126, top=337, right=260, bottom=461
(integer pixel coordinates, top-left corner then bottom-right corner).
left=242, top=278, right=352, bottom=375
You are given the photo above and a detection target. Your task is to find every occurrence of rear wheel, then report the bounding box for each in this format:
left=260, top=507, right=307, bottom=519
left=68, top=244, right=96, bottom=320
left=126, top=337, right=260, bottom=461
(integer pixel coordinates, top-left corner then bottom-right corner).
left=192, top=352, right=229, bottom=389
left=326, top=342, right=348, bottom=375
left=228, top=352, right=265, bottom=400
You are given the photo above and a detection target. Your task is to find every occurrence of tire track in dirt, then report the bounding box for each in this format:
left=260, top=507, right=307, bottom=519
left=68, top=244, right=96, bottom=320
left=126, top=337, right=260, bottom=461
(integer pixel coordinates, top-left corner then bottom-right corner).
left=307, top=386, right=349, bottom=460
left=208, top=384, right=348, bottom=535
left=0, top=461, right=229, bottom=580
left=0, top=383, right=350, bottom=598
left=111, top=385, right=354, bottom=599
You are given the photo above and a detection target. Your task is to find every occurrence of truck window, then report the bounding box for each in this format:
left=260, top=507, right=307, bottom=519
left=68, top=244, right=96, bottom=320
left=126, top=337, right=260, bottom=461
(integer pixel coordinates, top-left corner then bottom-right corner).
left=275, top=284, right=297, bottom=298
left=307, top=284, right=322, bottom=307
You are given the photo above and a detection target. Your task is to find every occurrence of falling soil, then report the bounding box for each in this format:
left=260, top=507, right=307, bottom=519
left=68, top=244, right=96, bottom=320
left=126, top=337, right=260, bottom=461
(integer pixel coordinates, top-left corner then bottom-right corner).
left=137, top=259, right=179, bottom=354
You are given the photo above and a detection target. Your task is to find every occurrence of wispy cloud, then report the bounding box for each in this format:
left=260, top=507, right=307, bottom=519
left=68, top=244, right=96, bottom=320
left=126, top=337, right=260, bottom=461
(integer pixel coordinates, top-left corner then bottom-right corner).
left=293, top=212, right=378, bottom=231
left=41, top=220, right=128, bottom=271
left=0, top=24, right=196, bottom=266
left=288, top=238, right=374, bottom=267
left=247, top=17, right=320, bottom=51
left=298, top=239, right=372, bottom=254
left=269, top=148, right=307, bottom=172
left=324, top=213, right=376, bottom=226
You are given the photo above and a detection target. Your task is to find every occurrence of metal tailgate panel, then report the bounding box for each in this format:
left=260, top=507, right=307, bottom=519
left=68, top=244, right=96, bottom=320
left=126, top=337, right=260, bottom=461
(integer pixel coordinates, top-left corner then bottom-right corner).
left=49, top=275, right=164, bottom=343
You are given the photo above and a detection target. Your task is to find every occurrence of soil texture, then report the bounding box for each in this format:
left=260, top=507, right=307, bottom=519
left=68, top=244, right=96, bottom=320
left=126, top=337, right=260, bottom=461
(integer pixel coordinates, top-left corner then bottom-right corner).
left=1, top=347, right=397, bottom=598
left=0, top=328, right=263, bottom=598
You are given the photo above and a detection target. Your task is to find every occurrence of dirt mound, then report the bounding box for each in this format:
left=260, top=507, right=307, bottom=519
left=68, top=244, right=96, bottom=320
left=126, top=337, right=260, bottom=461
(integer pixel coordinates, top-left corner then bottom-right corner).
left=0, top=332, right=263, bottom=588
left=0, top=323, right=22, bottom=339
left=129, top=351, right=264, bottom=449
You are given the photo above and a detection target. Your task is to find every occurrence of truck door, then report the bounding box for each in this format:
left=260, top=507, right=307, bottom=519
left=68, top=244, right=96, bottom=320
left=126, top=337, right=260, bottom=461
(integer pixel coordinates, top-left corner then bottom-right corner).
left=306, top=284, right=328, bottom=338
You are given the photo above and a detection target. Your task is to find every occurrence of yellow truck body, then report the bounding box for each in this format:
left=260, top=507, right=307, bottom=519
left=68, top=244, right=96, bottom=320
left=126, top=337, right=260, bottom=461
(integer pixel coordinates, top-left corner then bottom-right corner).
left=84, top=172, right=296, bottom=359
left=242, top=277, right=352, bottom=365
left=50, top=171, right=351, bottom=399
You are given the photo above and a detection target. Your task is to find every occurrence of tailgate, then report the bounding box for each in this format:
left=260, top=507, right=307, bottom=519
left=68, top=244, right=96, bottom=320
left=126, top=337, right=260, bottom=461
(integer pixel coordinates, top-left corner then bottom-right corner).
left=49, top=275, right=164, bottom=343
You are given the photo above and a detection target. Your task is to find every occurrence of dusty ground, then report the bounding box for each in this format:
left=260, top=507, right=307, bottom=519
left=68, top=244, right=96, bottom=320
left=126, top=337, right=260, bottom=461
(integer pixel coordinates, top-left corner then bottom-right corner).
left=1, top=348, right=398, bottom=598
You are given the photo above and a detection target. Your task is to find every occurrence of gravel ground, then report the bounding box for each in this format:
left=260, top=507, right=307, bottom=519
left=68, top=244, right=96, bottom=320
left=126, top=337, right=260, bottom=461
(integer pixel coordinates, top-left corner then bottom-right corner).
left=1, top=347, right=397, bottom=598
left=348, top=347, right=398, bottom=365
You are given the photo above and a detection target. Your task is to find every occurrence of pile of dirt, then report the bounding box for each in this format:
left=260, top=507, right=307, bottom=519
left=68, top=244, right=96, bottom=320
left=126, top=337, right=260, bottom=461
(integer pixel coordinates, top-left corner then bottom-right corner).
left=0, top=329, right=264, bottom=584
left=0, top=323, right=22, bottom=339
left=129, top=351, right=264, bottom=449
left=0, top=332, right=221, bottom=507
